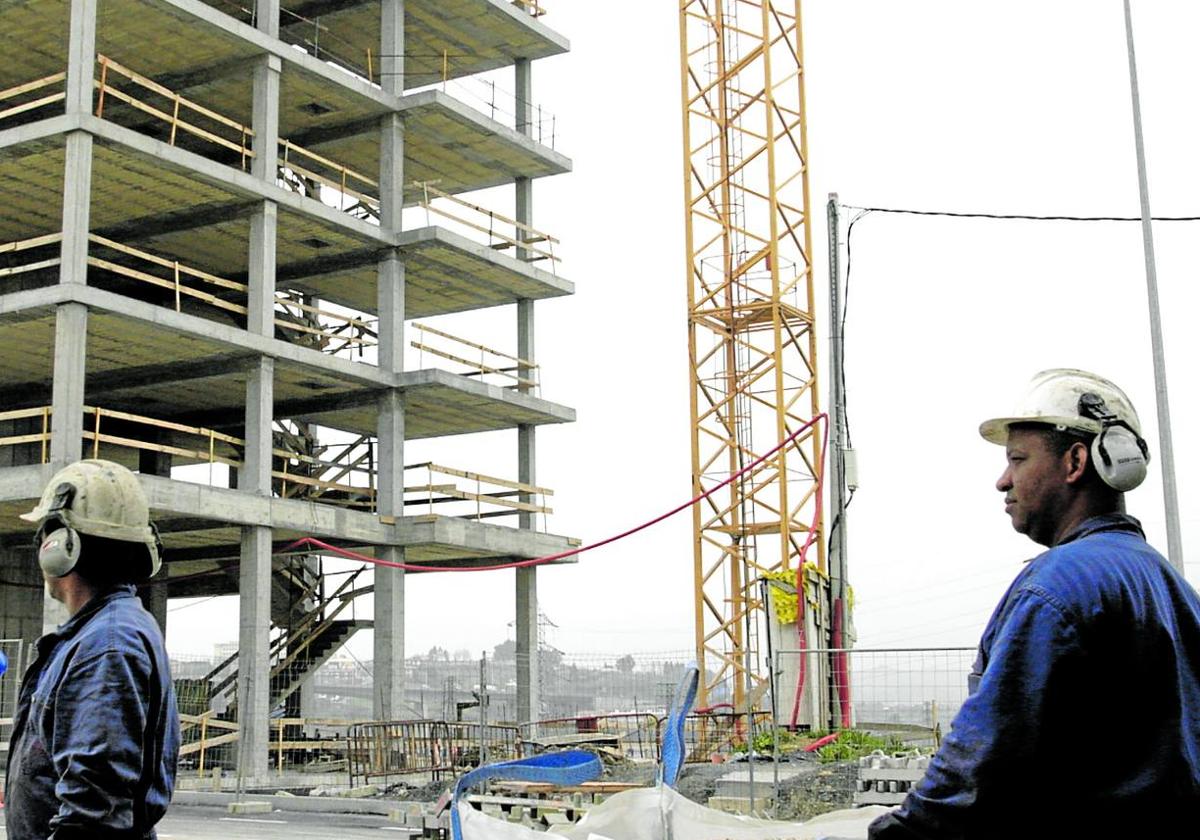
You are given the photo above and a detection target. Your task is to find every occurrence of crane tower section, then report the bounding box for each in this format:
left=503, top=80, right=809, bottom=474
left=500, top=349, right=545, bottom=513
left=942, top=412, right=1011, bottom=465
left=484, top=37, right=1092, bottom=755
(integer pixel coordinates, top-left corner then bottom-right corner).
left=679, top=0, right=824, bottom=711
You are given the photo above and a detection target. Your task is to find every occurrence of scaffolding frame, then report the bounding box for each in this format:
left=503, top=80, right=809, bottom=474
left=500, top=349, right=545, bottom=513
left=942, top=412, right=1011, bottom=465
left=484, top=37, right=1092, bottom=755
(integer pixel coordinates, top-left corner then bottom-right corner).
left=680, top=0, right=823, bottom=711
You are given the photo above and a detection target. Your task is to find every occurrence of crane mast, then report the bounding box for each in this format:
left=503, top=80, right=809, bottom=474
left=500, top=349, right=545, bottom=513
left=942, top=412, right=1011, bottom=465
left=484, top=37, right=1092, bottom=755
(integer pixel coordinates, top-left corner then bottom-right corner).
left=679, top=0, right=824, bottom=712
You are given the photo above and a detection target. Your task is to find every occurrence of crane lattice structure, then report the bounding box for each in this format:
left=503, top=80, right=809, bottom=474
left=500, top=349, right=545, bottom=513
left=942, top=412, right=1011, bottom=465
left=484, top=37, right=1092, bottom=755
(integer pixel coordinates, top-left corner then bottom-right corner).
left=679, top=0, right=824, bottom=712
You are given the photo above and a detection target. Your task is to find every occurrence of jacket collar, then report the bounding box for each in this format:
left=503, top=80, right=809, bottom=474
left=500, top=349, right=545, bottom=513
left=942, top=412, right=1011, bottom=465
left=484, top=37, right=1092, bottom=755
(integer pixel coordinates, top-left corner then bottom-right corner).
left=1055, top=512, right=1144, bottom=547
left=42, top=584, right=137, bottom=649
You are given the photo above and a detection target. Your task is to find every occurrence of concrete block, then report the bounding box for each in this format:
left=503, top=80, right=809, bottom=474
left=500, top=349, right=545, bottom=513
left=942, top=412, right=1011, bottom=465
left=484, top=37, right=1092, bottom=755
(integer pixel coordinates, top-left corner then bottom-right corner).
left=227, top=801, right=273, bottom=815
left=707, top=795, right=774, bottom=815
left=338, top=784, right=378, bottom=798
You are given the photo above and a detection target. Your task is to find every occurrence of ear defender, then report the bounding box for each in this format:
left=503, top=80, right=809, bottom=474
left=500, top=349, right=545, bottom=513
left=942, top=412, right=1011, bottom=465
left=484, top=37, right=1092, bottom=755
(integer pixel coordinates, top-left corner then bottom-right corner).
left=38, top=526, right=81, bottom=577
left=1079, top=393, right=1150, bottom=492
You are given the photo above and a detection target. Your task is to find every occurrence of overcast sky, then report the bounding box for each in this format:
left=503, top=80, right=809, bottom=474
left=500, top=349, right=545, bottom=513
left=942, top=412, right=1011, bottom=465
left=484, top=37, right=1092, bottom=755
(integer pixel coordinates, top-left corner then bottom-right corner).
left=167, top=1, right=1199, bottom=665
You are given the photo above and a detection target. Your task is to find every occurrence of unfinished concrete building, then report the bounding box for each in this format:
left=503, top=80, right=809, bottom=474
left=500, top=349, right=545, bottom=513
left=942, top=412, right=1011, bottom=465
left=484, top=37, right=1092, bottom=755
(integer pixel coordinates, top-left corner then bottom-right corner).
left=0, top=0, right=573, bottom=779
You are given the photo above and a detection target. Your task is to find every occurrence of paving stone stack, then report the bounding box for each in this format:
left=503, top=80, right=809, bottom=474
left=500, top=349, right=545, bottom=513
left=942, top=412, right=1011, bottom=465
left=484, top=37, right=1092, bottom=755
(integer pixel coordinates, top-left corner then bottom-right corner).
left=854, top=751, right=930, bottom=806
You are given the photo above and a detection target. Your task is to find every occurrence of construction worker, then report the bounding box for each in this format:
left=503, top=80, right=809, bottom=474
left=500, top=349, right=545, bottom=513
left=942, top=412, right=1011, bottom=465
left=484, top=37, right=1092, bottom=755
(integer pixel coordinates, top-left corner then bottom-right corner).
left=5, top=460, right=179, bottom=840
left=869, top=369, right=1200, bottom=839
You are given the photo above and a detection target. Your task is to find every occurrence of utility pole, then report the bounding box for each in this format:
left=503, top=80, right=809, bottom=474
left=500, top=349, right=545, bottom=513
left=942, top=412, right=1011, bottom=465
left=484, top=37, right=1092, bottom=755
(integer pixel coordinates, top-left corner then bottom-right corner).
left=1122, top=0, right=1184, bottom=573
left=826, top=194, right=851, bottom=727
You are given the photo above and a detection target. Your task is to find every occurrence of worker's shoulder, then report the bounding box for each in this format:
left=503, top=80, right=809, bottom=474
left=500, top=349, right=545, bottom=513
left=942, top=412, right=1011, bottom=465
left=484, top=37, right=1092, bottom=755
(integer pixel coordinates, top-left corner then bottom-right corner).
left=1022, top=528, right=1169, bottom=608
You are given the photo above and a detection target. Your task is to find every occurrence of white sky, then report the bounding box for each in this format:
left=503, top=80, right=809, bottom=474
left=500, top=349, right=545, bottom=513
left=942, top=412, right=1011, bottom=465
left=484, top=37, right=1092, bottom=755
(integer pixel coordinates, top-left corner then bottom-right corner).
left=167, top=1, right=1200, bottom=663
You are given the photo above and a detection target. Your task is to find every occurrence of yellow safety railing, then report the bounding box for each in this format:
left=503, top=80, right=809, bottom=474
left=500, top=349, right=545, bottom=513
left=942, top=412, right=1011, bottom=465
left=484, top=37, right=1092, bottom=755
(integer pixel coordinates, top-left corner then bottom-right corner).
left=91, top=56, right=378, bottom=208
left=410, top=321, right=538, bottom=392
left=95, top=54, right=255, bottom=168
left=413, top=181, right=560, bottom=268
left=0, top=407, right=549, bottom=523
left=0, top=72, right=66, bottom=124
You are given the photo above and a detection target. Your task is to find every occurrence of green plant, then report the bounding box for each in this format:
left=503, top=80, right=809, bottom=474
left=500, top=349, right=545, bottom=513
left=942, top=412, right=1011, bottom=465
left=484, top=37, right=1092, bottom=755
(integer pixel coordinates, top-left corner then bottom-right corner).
left=814, top=729, right=908, bottom=764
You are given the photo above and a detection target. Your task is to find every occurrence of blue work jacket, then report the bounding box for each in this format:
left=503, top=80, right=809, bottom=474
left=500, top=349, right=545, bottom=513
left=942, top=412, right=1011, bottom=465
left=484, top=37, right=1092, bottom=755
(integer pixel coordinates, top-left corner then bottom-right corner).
left=5, top=585, right=180, bottom=840
left=870, top=514, right=1200, bottom=839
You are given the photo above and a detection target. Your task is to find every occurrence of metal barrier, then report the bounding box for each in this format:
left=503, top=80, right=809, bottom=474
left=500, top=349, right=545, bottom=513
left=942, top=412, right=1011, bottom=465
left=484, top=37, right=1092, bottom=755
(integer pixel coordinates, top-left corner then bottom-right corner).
left=346, top=719, right=520, bottom=787
left=772, top=647, right=975, bottom=738
left=1, top=638, right=27, bottom=754
left=519, top=713, right=661, bottom=761
left=680, top=711, right=772, bottom=762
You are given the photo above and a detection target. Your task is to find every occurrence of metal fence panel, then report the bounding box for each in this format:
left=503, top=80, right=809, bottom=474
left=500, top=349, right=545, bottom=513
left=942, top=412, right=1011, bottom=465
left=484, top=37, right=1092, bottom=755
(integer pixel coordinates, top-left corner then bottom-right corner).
left=1, top=638, right=26, bottom=753
left=773, top=647, right=976, bottom=737
left=346, top=720, right=520, bottom=788
left=519, top=713, right=661, bottom=761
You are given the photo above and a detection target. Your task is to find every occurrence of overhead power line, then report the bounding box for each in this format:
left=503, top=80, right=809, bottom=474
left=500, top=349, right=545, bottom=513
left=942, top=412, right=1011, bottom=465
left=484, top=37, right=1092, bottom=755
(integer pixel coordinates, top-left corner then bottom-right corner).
left=840, top=205, right=1200, bottom=223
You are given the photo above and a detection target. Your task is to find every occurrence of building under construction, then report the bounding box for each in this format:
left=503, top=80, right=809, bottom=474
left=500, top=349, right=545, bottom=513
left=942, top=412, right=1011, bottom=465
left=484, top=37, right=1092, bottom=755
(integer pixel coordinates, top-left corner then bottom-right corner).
left=0, top=0, right=575, bottom=780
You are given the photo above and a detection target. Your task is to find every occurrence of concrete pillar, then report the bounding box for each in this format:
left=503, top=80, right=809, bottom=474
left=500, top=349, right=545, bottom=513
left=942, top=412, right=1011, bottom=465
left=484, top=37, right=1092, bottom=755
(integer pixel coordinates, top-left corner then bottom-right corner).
left=255, top=0, right=280, bottom=40
left=2, top=547, right=45, bottom=644
left=65, top=0, right=97, bottom=116
left=233, top=40, right=281, bottom=781
left=49, top=303, right=87, bottom=467
left=370, top=0, right=407, bottom=721
left=512, top=57, right=540, bottom=725
left=380, top=0, right=405, bottom=98
left=237, top=523, right=272, bottom=779
left=138, top=582, right=168, bottom=636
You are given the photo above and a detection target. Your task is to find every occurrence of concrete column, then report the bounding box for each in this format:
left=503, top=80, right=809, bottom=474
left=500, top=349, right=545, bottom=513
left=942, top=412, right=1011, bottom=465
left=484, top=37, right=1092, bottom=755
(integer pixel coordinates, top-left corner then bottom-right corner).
left=42, top=306, right=79, bottom=631
left=65, top=0, right=97, bottom=115
left=2, top=547, right=45, bottom=644
left=138, top=582, right=168, bottom=636
left=372, top=2, right=407, bottom=720
left=512, top=57, right=541, bottom=724
left=50, top=303, right=87, bottom=468
left=380, top=0, right=405, bottom=97
left=255, top=0, right=280, bottom=39
left=237, top=524, right=272, bottom=779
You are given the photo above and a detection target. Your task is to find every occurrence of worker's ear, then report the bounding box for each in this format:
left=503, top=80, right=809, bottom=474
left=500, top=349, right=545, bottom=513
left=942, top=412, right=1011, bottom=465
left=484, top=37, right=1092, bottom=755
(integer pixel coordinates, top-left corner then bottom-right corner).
left=1064, top=441, right=1089, bottom=485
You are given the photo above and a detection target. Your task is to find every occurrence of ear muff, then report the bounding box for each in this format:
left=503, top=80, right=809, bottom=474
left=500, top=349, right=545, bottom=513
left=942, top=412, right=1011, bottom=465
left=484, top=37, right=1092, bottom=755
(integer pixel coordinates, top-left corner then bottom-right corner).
left=1092, top=424, right=1149, bottom=492
left=38, top=526, right=81, bottom=578
left=1079, top=392, right=1150, bottom=492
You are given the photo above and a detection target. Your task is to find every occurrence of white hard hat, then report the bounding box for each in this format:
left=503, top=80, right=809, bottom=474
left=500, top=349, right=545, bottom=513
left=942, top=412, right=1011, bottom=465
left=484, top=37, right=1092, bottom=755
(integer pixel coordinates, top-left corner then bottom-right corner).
left=980, top=369, right=1149, bottom=491
left=21, top=459, right=161, bottom=576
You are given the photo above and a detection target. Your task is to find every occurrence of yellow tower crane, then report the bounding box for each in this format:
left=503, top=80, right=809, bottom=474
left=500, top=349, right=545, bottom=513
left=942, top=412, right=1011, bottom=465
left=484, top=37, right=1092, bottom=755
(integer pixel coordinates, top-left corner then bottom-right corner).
left=679, top=0, right=825, bottom=714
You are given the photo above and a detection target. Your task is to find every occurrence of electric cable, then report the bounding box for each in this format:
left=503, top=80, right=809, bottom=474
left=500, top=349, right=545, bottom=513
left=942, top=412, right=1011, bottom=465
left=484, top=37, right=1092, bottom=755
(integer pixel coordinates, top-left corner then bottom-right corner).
left=840, top=205, right=1200, bottom=222
left=281, top=413, right=830, bottom=575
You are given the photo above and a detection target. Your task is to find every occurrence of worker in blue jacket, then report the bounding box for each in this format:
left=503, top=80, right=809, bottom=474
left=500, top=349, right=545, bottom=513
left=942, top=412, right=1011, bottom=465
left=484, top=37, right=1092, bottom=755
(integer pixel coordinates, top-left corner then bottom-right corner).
left=869, top=369, right=1200, bottom=839
left=5, top=460, right=179, bottom=840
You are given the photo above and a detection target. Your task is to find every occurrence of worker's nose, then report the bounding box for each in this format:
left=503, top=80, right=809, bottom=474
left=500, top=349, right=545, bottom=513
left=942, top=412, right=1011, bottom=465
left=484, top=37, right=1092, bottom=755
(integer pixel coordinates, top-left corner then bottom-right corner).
left=996, top=467, right=1012, bottom=493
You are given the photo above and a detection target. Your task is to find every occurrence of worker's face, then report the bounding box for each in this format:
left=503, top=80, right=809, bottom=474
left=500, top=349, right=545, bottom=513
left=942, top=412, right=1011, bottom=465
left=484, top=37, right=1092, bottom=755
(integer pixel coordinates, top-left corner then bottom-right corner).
left=995, top=427, right=1072, bottom=547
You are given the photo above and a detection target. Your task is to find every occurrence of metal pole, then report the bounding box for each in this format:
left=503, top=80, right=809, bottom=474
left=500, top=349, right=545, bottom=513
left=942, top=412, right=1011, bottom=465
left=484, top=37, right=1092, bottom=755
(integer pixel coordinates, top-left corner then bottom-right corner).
left=827, top=193, right=849, bottom=726
left=762, top=580, right=780, bottom=817
left=743, top=578, right=756, bottom=814
left=1122, top=0, right=1184, bottom=574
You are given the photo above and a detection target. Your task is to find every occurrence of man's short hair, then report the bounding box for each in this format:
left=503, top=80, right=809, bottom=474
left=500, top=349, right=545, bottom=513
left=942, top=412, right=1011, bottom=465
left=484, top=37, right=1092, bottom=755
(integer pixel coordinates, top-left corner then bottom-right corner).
left=73, top=533, right=155, bottom=586
left=1008, top=422, right=1116, bottom=490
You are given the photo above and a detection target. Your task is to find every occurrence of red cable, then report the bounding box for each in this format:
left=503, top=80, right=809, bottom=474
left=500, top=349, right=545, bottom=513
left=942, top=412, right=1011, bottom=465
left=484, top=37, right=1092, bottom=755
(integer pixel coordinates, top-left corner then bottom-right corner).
left=790, top=417, right=829, bottom=729
left=279, top=413, right=829, bottom=575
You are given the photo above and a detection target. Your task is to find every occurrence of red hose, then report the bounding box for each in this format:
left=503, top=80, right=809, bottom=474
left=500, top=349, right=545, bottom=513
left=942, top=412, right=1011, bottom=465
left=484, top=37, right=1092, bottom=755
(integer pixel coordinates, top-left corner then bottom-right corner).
left=804, top=731, right=840, bottom=753
left=789, top=417, right=829, bottom=729
left=280, top=413, right=829, bottom=575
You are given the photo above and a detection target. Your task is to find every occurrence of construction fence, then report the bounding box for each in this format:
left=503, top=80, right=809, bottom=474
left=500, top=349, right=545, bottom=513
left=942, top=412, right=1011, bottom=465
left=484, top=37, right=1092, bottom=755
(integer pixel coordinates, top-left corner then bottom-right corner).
left=164, top=646, right=977, bottom=781
left=0, top=638, right=28, bottom=757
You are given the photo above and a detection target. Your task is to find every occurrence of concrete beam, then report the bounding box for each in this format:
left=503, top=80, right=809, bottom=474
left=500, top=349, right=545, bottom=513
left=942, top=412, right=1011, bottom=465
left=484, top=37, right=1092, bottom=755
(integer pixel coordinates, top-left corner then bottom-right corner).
left=160, top=0, right=398, bottom=106
left=398, top=90, right=572, bottom=174
left=0, top=284, right=392, bottom=391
